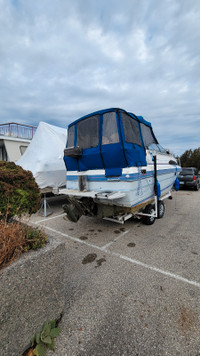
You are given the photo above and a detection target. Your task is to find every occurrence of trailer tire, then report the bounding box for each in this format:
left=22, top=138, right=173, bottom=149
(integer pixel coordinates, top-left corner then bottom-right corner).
left=143, top=204, right=155, bottom=225
left=158, top=201, right=165, bottom=219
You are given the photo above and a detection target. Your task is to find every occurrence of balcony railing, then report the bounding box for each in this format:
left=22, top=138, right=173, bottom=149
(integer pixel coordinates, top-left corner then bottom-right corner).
left=0, top=123, right=37, bottom=140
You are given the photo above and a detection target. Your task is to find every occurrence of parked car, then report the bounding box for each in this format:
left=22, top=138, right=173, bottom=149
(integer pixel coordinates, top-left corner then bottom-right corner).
left=179, top=167, right=199, bottom=190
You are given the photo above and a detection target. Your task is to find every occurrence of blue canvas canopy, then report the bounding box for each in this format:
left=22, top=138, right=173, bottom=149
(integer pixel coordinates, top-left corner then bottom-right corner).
left=64, top=108, right=158, bottom=176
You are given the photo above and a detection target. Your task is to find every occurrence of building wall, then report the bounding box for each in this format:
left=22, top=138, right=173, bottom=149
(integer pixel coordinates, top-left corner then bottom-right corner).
left=0, top=138, right=29, bottom=162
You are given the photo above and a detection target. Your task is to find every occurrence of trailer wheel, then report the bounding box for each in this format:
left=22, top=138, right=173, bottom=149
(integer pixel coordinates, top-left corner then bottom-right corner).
left=143, top=204, right=155, bottom=225
left=158, top=201, right=165, bottom=219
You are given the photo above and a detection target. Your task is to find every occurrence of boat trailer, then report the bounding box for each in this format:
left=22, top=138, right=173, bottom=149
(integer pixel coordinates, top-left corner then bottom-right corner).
left=103, top=190, right=172, bottom=225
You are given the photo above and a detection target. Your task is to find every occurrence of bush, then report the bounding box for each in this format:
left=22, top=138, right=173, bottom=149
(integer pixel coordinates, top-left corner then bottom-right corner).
left=24, top=225, right=48, bottom=251
left=0, top=220, right=48, bottom=270
left=0, top=220, right=25, bottom=270
left=0, top=161, right=41, bottom=221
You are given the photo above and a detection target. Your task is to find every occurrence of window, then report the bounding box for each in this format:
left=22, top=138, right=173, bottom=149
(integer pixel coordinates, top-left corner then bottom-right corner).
left=140, top=124, right=157, bottom=148
left=0, top=145, right=8, bottom=161
left=121, top=113, right=142, bottom=146
left=182, top=168, right=195, bottom=175
left=147, top=143, right=161, bottom=152
left=19, top=145, right=27, bottom=155
left=77, top=115, right=99, bottom=149
left=156, top=144, right=166, bottom=153
left=102, top=112, right=119, bottom=145
left=67, top=125, right=75, bottom=147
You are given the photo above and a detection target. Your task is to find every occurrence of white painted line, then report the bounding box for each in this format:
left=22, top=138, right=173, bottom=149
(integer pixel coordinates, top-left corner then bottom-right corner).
left=36, top=213, right=66, bottom=224
left=101, top=230, right=129, bottom=250
left=41, top=225, right=106, bottom=251
left=110, top=252, right=200, bottom=289
left=38, top=224, right=200, bottom=289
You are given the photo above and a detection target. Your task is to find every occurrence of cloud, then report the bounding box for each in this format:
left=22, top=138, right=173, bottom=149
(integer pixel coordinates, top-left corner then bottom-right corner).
left=0, top=0, right=200, bottom=155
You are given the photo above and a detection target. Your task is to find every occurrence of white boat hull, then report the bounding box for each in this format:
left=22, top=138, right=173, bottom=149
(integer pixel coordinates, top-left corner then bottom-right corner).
left=61, top=150, right=181, bottom=211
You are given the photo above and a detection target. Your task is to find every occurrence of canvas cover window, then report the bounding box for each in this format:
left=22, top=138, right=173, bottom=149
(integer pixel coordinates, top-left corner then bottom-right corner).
left=77, top=115, right=99, bottom=149
left=102, top=112, right=119, bottom=145
left=121, top=113, right=142, bottom=146
left=67, top=125, right=75, bottom=147
left=140, top=124, right=157, bottom=147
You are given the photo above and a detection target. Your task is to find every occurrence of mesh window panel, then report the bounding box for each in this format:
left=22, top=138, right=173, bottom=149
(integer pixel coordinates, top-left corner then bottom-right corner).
left=67, top=125, right=75, bottom=147
left=102, top=112, right=119, bottom=145
left=140, top=124, right=156, bottom=147
left=121, top=113, right=141, bottom=146
left=77, top=115, right=99, bottom=149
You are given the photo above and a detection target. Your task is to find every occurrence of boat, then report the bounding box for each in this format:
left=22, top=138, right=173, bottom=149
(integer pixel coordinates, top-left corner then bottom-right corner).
left=17, top=122, right=68, bottom=217
left=0, top=122, right=36, bottom=162
left=17, top=122, right=67, bottom=193
left=60, top=108, right=181, bottom=224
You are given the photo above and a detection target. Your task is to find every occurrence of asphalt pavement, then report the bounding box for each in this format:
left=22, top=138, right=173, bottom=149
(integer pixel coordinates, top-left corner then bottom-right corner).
left=29, top=189, right=200, bottom=356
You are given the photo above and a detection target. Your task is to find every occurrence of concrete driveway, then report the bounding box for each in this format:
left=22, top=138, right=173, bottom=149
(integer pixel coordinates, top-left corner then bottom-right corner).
left=29, top=189, right=200, bottom=356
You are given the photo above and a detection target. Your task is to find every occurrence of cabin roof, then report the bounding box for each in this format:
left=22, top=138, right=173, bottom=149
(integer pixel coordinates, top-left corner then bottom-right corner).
left=69, top=108, right=151, bottom=128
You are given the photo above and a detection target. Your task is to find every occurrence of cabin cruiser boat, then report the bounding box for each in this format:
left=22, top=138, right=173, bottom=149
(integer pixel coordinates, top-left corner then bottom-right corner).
left=0, top=123, right=36, bottom=162
left=60, top=108, right=181, bottom=224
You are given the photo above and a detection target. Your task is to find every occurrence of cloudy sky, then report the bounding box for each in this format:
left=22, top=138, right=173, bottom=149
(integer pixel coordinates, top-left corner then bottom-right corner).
left=0, top=0, right=200, bottom=155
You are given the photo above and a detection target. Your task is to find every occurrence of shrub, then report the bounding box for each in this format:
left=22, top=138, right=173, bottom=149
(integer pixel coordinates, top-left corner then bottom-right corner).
left=24, top=225, right=48, bottom=251
left=0, top=161, right=41, bottom=221
left=0, top=220, right=48, bottom=270
left=0, top=220, right=25, bottom=270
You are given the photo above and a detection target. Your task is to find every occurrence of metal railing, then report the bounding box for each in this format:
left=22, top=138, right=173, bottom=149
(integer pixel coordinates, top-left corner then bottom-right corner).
left=0, top=123, right=37, bottom=140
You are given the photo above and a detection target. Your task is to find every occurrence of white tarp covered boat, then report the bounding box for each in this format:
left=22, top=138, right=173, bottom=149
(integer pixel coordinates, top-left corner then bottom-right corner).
left=17, top=122, right=67, bottom=192
left=60, top=108, right=181, bottom=224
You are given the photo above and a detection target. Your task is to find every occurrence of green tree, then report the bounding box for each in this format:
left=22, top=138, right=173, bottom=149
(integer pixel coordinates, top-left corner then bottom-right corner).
left=180, top=147, right=200, bottom=171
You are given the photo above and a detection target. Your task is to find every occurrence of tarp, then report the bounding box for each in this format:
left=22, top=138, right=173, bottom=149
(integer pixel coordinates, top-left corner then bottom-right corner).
left=17, top=122, right=67, bottom=190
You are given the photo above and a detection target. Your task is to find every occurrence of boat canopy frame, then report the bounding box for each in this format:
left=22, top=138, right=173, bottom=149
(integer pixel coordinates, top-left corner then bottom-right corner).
left=64, top=108, right=163, bottom=176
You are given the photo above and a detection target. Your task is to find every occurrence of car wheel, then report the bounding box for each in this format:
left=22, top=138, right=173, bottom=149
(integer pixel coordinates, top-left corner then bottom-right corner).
left=194, top=184, right=199, bottom=191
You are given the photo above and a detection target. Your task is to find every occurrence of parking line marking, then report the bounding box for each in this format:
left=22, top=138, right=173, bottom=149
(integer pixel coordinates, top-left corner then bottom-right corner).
left=36, top=213, right=66, bottom=224
left=41, top=225, right=106, bottom=251
left=111, top=252, right=200, bottom=289
left=101, top=230, right=130, bottom=250
left=39, top=225, right=200, bottom=289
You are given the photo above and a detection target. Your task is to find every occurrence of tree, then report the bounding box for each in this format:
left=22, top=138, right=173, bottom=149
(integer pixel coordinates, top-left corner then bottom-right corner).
left=180, top=148, right=200, bottom=171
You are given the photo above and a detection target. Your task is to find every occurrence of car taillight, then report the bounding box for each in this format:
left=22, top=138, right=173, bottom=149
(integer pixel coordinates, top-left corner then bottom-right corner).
left=193, top=176, right=196, bottom=181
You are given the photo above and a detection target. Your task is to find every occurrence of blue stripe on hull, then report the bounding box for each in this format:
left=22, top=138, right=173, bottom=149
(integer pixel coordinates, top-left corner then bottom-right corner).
left=66, top=168, right=177, bottom=182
